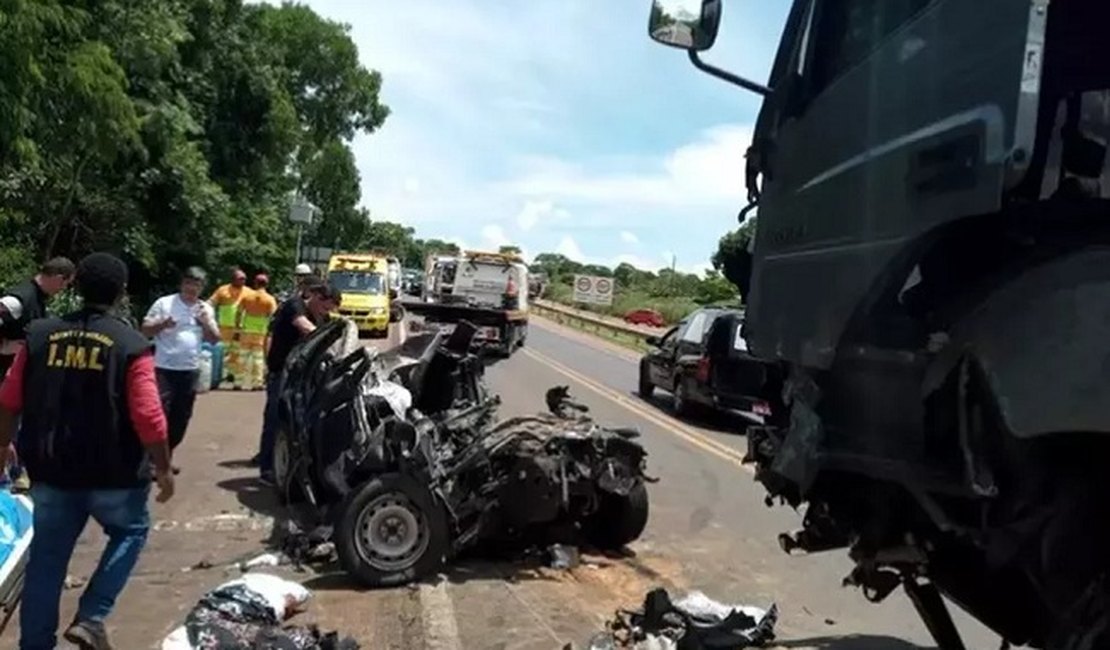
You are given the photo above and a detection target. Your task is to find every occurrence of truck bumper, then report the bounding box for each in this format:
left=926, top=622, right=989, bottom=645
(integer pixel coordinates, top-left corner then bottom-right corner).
left=339, top=310, right=389, bottom=336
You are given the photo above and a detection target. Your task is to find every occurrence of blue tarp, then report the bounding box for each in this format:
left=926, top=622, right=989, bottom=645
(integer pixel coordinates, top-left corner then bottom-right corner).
left=0, top=490, right=32, bottom=573
left=203, top=341, right=224, bottom=389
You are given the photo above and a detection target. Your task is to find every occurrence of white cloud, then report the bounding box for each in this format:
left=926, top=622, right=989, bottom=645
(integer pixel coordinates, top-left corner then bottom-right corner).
left=516, top=200, right=570, bottom=232
left=481, top=224, right=511, bottom=250
left=555, top=235, right=587, bottom=262
left=504, top=124, right=753, bottom=210
left=276, top=0, right=783, bottom=273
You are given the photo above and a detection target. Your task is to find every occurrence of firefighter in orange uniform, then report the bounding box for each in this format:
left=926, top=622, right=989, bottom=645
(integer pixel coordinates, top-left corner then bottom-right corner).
left=207, top=267, right=253, bottom=384
left=235, top=274, right=277, bottom=391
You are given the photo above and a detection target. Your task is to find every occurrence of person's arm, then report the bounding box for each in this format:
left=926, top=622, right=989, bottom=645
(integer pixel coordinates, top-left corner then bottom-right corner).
left=0, top=346, right=27, bottom=451
left=126, top=352, right=174, bottom=502
left=140, top=298, right=173, bottom=338
left=292, top=314, right=318, bottom=336
left=198, top=304, right=220, bottom=344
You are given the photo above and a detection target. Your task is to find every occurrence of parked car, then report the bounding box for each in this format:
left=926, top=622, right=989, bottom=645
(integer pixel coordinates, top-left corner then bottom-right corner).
left=637, top=307, right=784, bottom=425
left=624, top=308, right=665, bottom=328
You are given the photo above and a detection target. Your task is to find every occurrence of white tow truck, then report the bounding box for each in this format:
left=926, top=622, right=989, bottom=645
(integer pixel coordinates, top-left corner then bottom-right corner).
left=412, top=251, right=529, bottom=356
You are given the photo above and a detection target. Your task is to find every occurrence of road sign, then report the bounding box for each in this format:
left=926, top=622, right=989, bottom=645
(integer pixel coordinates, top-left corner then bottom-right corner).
left=572, top=274, right=614, bottom=306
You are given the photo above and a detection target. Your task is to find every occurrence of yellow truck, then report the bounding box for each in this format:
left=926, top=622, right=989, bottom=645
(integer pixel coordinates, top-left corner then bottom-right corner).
left=326, top=253, right=393, bottom=338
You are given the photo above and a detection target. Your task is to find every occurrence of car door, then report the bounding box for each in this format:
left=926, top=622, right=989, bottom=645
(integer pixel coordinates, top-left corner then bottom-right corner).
left=647, top=324, right=684, bottom=387
left=667, top=310, right=714, bottom=385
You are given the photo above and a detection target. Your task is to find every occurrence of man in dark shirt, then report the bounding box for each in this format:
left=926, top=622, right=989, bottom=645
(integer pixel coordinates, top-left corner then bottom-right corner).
left=0, top=257, right=76, bottom=376
left=0, top=252, right=174, bottom=650
left=256, top=282, right=341, bottom=484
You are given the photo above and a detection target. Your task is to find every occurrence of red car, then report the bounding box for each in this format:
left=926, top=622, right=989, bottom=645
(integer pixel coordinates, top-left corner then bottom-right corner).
left=624, top=308, right=665, bottom=328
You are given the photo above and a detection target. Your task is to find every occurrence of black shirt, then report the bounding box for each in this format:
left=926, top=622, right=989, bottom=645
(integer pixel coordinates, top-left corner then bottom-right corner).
left=266, top=297, right=322, bottom=374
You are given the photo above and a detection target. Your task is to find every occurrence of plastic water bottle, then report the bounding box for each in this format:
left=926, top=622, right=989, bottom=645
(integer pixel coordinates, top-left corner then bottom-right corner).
left=196, top=348, right=213, bottom=394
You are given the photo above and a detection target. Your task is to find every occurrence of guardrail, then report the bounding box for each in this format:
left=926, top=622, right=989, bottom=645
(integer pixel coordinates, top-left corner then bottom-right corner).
left=531, top=300, right=664, bottom=350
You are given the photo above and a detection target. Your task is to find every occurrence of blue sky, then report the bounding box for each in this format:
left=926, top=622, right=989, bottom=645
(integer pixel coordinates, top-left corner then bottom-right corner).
left=277, top=0, right=790, bottom=274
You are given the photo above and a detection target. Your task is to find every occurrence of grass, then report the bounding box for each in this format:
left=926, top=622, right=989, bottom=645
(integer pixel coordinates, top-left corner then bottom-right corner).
left=544, top=283, right=699, bottom=326
left=531, top=303, right=653, bottom=354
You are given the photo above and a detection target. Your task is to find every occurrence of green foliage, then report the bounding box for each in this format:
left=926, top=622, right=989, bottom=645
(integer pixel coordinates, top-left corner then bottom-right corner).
left=535, top=251, right=740, bottom=326
left=0, top=0, right=389, bottom=301
left=712, top=216, right=757, bottom=299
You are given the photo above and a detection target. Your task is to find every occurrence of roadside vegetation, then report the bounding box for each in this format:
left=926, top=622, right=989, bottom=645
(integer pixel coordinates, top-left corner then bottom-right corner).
left=531, top=217, right=758, bottom=326
left=0, top=0, right=415, bottom=311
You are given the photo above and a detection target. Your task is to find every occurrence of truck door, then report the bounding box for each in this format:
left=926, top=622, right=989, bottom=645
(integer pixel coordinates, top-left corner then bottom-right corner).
left=748, top=0, right=1035, bottom=367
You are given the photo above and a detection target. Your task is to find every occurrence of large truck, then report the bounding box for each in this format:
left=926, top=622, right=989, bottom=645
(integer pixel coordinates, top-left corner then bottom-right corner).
left=326, top=253, right=396, bottom=338
left=646, top=1, right=1110, bottom=648
left=410, top=250, right=529, bottom=357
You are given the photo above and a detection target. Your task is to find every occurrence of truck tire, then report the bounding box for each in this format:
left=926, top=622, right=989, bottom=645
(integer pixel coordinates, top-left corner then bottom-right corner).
left=335, top=473, right=450, bottom=588
left=638, top=361, right=655, bottom=399
left=585, top=483, right=650, bottom=550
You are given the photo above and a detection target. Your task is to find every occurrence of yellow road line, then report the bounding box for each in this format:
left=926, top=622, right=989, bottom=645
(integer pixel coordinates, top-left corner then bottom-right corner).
left=521, top=347, right=754, bottom=473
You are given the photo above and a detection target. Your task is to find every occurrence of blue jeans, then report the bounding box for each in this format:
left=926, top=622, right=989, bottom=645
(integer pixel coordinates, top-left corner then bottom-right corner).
left=257, top=373, right=282, bottom=475
left=20, top=484, right=150, bottom=650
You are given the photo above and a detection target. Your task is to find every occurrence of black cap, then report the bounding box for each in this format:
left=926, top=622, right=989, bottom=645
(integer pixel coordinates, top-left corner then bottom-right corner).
left=76, top=253, right=128, bottom=305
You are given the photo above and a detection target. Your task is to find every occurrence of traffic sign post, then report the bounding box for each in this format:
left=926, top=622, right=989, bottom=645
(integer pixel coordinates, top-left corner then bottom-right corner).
left=572, top=274, right=615, bottom=306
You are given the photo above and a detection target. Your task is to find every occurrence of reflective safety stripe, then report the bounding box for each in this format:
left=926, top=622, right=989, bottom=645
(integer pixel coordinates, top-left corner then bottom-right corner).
left=241, top=313, right=269, bottom=335
left=216, top=305, right=238, bottom=327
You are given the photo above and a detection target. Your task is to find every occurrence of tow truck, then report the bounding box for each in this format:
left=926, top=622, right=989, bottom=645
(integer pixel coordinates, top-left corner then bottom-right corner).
left=408, top=250, right=529, bottom=357
left=646, top=0, right=1110, bottom=647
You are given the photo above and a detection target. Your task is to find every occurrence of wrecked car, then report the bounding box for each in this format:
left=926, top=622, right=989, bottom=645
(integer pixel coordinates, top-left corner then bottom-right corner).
left=271, top=318, right=652, bottom=587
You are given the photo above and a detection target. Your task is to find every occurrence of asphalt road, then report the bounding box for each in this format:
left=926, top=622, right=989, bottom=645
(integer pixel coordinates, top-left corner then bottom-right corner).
left=24, top=316, right=1016, bottom=649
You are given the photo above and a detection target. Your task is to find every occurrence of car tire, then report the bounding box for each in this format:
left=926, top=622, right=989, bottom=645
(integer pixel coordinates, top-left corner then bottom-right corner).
left=335, top=472, right=450, bottom=588
left=637, top=361, right=655, bottom=399
left=585, top=482, right=650, bottom=550
left=673, top=377, right=692, bottom=417
left=272, top=426, right=292, bottom=504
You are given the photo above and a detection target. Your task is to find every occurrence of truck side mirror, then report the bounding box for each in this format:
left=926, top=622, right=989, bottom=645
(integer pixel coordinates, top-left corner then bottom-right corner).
left=646, top=335, right=661, bottom=347
left=648, top=0, right=720, bottom=51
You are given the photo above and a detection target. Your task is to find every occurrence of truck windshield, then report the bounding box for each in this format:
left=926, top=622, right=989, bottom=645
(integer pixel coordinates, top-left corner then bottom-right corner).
left=328, top=271, right=384, bottom=295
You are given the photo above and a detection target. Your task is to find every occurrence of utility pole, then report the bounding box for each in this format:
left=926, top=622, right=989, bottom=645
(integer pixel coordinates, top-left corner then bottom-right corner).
left=671, top=253, right=677, bottom=293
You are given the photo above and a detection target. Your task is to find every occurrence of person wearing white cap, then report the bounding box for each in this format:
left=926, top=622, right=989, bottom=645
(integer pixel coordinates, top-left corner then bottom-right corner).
left=294, top=263, right=316, bottom=298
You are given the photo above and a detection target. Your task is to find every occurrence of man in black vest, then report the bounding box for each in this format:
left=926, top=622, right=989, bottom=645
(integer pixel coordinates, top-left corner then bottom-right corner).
left=0, top=252, right=174, bottom=650
left=0, top=257, right=76, bottom=377
left=0, top=257, right=75, bottom=492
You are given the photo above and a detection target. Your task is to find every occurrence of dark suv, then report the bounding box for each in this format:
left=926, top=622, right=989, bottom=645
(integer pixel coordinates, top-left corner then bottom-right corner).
left=637, top=307, right=784, bottom=425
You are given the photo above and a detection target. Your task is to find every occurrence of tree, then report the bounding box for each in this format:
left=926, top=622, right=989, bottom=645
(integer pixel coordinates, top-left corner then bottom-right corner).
left=499, top=245, right=522, bottom=256
left=0, top=0, right=389, bottom=303
left=712, top=216, right=757, bottom=300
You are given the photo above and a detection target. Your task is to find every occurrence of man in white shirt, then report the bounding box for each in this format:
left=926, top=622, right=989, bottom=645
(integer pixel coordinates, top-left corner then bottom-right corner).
left=142, top=267, right=220, bottom=459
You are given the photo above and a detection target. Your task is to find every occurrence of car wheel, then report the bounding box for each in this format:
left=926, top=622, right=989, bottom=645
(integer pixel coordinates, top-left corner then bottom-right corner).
left=273, top=426, right=292, bottom=504
left=637, top=361, right=655, bottom=399
left=335, top=473, right=450, bottom=588
left=672, top=378, right=691, bottom=417
left=585, top=483, right=650, bottom=550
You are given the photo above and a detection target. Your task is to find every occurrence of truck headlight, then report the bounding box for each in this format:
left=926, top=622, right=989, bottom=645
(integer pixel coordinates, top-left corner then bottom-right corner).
left=370, top=307, right=386, bottom=315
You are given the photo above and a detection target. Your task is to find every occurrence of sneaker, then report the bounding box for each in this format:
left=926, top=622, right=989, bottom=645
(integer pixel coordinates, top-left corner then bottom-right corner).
left=63, top=619, right=113, bottom=650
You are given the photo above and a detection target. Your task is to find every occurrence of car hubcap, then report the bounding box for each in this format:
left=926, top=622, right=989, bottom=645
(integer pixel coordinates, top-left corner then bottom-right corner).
left=355, top=493, right=430, bottom=571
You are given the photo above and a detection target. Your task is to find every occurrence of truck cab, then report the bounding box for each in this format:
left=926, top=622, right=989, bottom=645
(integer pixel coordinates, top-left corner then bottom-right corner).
left=327, top=253, right=391, bottom=338
left=646, top=0, right=1110, bottom=646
